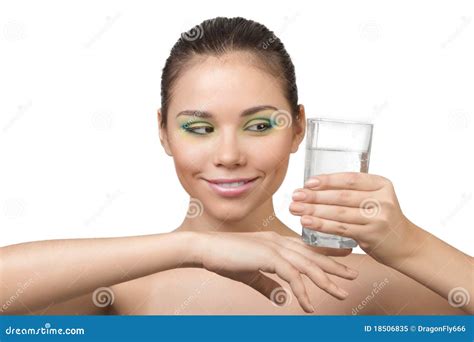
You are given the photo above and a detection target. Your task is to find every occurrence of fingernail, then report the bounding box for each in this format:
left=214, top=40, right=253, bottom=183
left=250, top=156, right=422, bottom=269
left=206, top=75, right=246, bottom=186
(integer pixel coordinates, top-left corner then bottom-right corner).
left=309, top=304, right=315, bottom=312
left=301, top=217, right=312, bottom=225
left=292, top=191, right=306, bottom=201
left=305, top=178, right=320, bottom=188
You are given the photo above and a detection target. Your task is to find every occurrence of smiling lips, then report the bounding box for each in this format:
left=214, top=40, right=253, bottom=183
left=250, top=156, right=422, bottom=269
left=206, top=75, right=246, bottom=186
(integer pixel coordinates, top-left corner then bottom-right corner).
left=205, top=177, right=259, bottom=198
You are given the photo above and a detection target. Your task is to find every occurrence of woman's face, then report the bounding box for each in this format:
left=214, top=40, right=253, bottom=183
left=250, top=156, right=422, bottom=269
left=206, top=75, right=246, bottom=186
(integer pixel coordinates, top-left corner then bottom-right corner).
left=159, top=51, right=305, bottom=222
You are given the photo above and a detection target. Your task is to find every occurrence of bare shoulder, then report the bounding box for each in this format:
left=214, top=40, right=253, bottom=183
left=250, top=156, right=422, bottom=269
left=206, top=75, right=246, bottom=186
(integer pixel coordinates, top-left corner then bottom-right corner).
left=108, top=251, right=465, bottom=315
left=29, top=292, right=113, bottom=315
left=331, top=253, right=465, bottom=315
left=109, top=267, right=224, bottom=315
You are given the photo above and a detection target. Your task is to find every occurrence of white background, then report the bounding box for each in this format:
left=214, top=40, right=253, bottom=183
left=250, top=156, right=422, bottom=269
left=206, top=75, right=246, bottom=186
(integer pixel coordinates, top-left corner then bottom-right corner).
left=1, top=0, right=472, bottom=255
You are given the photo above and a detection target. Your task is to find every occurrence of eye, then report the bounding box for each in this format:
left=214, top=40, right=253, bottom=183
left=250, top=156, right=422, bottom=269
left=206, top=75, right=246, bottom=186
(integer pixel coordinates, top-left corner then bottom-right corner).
left=245, top=120, right=273, bottom=132
left=182, top=124, right=214, bottom=135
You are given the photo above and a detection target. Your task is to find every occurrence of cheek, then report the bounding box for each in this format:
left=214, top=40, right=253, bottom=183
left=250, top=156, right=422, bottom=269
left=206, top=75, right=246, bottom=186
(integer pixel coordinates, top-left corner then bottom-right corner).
left=244, top=131, right=293, bottom=171
left=168, top=131, right=210, bottom=188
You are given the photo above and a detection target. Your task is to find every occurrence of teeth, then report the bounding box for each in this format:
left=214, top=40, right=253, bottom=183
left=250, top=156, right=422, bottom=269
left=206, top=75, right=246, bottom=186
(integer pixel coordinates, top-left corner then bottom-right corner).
left=216, top=181, right=245, bottom=188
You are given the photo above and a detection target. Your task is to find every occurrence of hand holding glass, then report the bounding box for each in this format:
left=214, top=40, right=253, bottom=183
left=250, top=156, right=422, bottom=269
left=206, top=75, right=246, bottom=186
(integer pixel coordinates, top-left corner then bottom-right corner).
left=302, top=118, right=373, bottom=248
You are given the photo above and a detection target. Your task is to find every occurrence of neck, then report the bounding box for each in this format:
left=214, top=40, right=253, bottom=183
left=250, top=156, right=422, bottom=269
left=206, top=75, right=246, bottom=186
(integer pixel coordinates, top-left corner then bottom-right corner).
left=175, top=197, right=298, bottom=237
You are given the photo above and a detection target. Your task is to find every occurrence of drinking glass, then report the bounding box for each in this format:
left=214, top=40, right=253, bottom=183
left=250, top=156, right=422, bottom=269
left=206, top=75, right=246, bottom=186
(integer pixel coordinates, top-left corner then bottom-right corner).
left=302, top=118, right=374, bottom=248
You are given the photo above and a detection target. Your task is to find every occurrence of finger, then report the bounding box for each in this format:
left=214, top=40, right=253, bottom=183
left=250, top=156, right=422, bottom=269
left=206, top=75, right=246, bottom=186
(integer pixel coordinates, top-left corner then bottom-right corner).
left=292, top=188, right=368, bottom=208
left=288, top=236, right=353, bottom=257
left=300, top=215, right=363, bottom=240
left=260, top=253, right=315, bottom=313
left=275, top=238, right=358, bottom=280
left=256, top=231, right=352, bottom=257
left=305, top=172, right=386, bottom=191
left=276, top=247, right=349, bottom=300
left=290, top=202, right=369, bottom=225
left=286, top=236, right=353, bottom=257
left=310, top=246, right=353, bottom=257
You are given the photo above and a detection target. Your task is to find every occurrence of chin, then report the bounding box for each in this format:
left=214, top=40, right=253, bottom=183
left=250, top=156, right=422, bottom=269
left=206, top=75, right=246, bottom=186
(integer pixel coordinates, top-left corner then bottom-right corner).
left=208, top=201, right=253, bottom=222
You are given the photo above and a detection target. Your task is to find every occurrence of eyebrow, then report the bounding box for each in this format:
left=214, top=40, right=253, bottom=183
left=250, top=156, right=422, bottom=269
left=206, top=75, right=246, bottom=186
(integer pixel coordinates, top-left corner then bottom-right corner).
left=176, top=105, right=278, bottom=119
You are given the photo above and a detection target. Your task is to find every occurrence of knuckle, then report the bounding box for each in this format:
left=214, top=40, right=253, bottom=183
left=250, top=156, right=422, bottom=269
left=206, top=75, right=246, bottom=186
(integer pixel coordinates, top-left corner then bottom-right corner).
left=308, top=217, right=321, bottom=228
left=317, top=276, right=331, bottom=290
left=266, top=249, right=280, bottom=261
left=315, top=219, right=324, bottom=229
left=337, top=224, right=349, bottom=236
left=338, top=190, right=351, bottom=202
left=302, top=258, right=315, bottom=270
left=289, top=268, right=301, bottom=281
left=338, top=223, right=348, bottom=231
left=346, top=173, right=359, bottom=186
left=300, top=216, right=311, bottom=226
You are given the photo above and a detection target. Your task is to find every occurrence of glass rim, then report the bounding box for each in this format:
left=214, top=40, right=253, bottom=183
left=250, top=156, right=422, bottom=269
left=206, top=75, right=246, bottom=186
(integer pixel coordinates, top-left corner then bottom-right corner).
left=307, top=117, right=374, bottom=127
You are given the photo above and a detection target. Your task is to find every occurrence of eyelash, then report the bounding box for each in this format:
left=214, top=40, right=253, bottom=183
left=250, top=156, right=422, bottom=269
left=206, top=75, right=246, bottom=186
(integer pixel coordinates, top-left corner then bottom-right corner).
left=182, top=121, right=274, bottom=135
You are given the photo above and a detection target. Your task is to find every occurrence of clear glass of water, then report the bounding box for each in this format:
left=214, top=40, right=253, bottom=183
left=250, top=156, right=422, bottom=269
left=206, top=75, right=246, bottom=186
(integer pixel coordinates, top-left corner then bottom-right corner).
left=302, top=118, right=374, bottom=248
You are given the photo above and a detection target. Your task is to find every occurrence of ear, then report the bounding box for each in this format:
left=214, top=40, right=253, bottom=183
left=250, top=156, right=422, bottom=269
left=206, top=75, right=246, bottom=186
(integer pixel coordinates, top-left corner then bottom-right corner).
left=290, top=104, right=306, bottom=153
left=157, top=109, right=173, bottom=156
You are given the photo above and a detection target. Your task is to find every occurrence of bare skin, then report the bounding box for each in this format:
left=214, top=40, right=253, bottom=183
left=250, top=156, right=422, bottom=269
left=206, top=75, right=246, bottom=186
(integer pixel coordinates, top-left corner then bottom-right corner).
left=18, top=224, right=464, bottom=316
left=108, top=225, right=467, bottom=315
left=1, top=51, right=471, bottom=316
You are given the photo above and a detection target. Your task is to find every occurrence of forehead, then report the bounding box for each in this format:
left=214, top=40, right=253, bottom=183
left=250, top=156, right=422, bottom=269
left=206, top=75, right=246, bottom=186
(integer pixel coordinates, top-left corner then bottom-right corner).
left=168, top=52, right=289, bottom=117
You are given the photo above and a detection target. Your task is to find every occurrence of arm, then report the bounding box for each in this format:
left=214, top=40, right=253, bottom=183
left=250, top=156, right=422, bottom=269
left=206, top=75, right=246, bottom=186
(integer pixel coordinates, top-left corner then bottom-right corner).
left=0, top=232, right=199, bottom=314
left=290, top=172, right=473, bottom=314
left=0, top=230, right=358, bottom=315
left=386, top=220, right=473, bottom=314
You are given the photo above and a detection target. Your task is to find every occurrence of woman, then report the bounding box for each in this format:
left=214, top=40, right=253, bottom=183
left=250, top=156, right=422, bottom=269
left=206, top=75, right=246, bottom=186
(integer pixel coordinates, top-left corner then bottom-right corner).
left=1, top=17, right=471, bottom=316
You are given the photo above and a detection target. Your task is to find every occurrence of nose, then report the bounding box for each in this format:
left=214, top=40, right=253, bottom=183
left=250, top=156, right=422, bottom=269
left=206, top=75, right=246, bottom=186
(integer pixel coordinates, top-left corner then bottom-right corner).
left=213, top=129, right=246, bottom=168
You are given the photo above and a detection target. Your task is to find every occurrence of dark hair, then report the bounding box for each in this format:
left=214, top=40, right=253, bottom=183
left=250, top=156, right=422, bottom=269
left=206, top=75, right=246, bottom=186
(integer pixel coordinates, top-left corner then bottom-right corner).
left=160, top=17, right=298, bottom=128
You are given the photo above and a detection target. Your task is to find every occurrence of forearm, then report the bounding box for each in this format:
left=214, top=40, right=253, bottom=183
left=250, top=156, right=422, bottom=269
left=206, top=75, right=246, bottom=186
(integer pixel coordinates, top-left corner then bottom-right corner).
left=389, top=221, right=473, bottom=314
left=0, top=231, right=201, bottom=314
